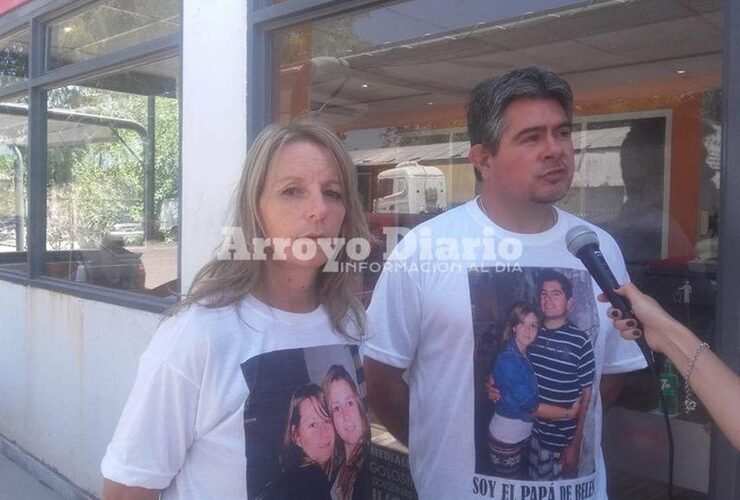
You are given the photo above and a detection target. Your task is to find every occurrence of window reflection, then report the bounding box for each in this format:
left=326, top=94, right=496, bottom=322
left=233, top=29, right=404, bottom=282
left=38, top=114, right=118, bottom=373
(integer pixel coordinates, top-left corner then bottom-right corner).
left=44, top=58, right=180, bottom=297
left=0, top=29, right=29, bottom=86
left=46, top=0, right=180, bottom=70
left=0, top=97, right=29, bottom=273
left=273, top=0, right=722, bottom=497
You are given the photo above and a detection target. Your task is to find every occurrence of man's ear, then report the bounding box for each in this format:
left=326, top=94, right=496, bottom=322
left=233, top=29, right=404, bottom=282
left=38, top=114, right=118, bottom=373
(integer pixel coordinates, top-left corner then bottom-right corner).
left=566, top=297, right=574, bottom=311
left=469, top=144, right=491, bottom=180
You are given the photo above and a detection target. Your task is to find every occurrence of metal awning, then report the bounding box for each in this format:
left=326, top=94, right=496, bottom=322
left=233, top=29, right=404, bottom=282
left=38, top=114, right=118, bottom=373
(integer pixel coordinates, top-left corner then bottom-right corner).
left=0, top=103, right=146, bottom=147
left=350, top=141, right=470, bottom=166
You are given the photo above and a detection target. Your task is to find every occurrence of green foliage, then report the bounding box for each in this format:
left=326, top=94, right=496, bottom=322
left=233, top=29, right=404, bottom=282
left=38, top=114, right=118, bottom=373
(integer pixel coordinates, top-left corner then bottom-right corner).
left=0, top=152, right=20, bottom=217
left=0, top=37, right=29, bottom=85
left=45, top=85, right=179, bottom=249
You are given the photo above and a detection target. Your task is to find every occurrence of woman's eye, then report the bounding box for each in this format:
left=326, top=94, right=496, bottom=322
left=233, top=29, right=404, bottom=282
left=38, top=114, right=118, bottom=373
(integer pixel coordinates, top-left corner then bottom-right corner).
left=333, top=406, right=340, bottom=414
left=347, top=400, right=355, bottom=407
left=281, top=186, right=298, bottom=196
left=324, top=189, right=343, bottom=200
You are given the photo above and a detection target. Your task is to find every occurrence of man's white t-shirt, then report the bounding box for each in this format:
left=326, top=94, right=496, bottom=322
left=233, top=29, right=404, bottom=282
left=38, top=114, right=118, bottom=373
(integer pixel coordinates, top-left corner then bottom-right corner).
left=365, top=199, right=647, bottom=500
left=101, top=296, right=364, bottom=500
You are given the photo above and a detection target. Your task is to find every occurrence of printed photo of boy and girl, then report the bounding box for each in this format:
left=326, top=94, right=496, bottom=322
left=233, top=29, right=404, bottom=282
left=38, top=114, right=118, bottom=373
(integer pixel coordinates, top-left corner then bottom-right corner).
left=471, top=268, right=599, bottom=482
left=242, top=345, right=370, bottom=500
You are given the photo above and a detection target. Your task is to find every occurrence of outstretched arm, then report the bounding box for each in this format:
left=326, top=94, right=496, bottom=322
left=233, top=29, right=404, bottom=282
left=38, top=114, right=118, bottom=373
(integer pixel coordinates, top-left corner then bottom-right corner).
left=602, top=283, right=740, bottom=451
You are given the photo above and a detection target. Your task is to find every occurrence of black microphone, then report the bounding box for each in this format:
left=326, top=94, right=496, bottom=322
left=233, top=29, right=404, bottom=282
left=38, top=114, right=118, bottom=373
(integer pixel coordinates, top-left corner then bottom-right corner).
left=565, top=225, right=654, bottom=368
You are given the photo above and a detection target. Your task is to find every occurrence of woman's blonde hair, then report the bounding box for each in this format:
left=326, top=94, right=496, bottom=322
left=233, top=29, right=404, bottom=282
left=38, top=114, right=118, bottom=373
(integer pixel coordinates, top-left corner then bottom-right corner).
left=170, top=120, right=371, bottom=339
left=323, top=365, right=370, bottom=499
left=500, top=302, right=542, bottom=348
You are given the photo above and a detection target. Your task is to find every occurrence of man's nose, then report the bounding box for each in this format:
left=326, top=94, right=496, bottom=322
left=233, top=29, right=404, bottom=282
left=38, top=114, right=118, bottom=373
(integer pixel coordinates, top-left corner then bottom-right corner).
left=543, top=132, right=566, bottom=158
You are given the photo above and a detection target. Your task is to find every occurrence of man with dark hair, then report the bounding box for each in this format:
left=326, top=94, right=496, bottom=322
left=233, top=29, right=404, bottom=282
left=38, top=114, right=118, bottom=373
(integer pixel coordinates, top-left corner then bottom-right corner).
left=528, top=269, right=594, bottom=480
left=365, top=67, right=645, bottom=499
left=466, top=66, right=574, bottom=183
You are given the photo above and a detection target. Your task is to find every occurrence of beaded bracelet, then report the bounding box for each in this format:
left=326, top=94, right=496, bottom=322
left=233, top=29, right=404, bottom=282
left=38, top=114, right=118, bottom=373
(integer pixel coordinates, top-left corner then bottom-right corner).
left=683, top=341, right=710, bottom=413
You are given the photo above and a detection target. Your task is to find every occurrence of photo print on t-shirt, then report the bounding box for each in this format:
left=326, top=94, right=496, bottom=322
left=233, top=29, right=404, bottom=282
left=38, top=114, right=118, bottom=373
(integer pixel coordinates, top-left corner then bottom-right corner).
left=241, top=344, right=370, bottom=500
left=470, top=266, right=599, bottom=486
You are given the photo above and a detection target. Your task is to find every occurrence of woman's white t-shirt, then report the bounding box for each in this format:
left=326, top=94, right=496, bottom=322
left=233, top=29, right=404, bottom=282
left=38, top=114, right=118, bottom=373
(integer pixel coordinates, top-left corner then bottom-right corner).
left=101, top=296, right=362, bottom=500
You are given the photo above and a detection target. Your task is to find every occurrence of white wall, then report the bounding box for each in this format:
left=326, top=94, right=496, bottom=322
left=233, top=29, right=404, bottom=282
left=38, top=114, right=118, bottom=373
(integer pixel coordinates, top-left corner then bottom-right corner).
left=0, top=0, right=249, bottom=496
left=181, top=0, right=249, bottom=290
left=0, top=281, right=160, bottom=495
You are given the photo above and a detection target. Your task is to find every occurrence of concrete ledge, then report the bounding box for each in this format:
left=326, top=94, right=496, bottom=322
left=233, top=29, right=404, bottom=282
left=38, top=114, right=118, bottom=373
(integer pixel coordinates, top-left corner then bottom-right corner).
left=0, top=435, right=98, bottom=500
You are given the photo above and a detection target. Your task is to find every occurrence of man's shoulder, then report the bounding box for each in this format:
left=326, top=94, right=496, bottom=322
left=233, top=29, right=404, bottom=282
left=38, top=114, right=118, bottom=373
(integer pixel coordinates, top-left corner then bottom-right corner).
left=411, top=201, right=477, bottom=234
left=562, top=322, right=591, bottom=342
left=557, top=208, right=621, bottom=251
left=386, top=201, right=480, bottom=260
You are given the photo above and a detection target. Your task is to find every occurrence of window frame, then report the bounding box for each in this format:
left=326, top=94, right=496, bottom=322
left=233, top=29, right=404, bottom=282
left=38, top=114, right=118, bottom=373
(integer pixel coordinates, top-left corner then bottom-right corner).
left=0, top=0, right=182, bottom=314
left=711, top=1, right=740, bottom=498
left=247, top=0, right=740, bottom=498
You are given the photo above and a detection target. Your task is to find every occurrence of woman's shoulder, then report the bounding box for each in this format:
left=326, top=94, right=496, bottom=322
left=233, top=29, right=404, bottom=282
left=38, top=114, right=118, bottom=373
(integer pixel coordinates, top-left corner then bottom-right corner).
left=260, top=464, right=330, bottom=500
left=142, top=302, right=252, bottom=372
left=494, top=344, right=517, bottom=362
left=160, top=301, right=245, bottom=341
left=493, top=348, right=524, bottom=376
left=283, top=464, right=332, bottom=496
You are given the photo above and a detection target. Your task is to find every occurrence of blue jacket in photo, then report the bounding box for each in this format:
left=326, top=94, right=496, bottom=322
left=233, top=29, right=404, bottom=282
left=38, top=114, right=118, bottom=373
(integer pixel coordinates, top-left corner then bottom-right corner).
left=492, top=339, right=540, bottom=422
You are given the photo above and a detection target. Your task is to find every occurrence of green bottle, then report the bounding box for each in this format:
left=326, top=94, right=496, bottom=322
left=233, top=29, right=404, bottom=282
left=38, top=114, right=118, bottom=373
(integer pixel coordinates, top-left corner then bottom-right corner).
left=660, top=358, right=679, bottom=416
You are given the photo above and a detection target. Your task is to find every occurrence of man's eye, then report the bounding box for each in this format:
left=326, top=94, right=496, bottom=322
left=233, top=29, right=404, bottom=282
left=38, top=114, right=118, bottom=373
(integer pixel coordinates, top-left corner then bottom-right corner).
left=558, top=128, right=572, bottom=139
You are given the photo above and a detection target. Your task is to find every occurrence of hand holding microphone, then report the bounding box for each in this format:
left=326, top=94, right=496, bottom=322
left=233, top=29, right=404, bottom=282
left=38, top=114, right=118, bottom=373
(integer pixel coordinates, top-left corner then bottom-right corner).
left=565, top=225, right=655, bottom=367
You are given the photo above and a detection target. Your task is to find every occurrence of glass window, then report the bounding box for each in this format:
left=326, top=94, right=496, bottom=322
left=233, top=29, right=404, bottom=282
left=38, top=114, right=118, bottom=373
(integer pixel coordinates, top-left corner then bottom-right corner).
left=44, top=57, right=180, bottom=297
left=46, top=0, right=180, bottom=70
left=0, top=29, right=29, bottom=86
left=272, top=0, right=722, bottom=497
left=0, top=95, right=29, bottom=274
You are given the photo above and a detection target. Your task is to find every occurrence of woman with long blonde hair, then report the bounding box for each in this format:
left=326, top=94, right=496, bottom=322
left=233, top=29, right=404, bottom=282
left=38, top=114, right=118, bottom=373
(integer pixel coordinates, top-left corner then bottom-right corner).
left=101, top=121, right=372, bottom=500
left=323, top=365, right=371, bottom=500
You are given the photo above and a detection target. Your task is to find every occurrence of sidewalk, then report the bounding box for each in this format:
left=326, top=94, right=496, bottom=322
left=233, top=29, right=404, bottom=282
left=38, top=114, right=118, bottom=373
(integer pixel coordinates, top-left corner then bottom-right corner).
left=0, top=453, right=63, bottom=500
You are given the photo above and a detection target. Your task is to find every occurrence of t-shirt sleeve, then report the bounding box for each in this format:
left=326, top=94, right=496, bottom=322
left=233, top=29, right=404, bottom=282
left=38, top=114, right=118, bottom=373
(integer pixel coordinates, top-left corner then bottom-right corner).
left=599, top=231, right=649, bottom=374
left=101, top=317, right=201, bottom=489
left=363, top=242, right=422, bottom=369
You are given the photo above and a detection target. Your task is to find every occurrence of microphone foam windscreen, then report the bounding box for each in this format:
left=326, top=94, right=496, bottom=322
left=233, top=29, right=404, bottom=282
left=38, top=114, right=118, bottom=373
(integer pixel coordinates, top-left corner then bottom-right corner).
left=565, top=225, right=599, bottom=256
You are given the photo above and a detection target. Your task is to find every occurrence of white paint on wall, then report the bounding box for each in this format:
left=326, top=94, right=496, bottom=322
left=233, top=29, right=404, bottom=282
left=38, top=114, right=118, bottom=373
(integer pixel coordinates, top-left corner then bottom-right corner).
left=181, top=0, right=249, bottom=290
left=0, top=0, right=250, bottom=496
left=0, top=281, right=160, bottom=495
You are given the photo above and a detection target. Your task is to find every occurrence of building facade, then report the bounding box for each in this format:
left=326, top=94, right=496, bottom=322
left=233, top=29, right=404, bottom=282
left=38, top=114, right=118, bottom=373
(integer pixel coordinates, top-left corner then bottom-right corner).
left=0, top=0, right=738, bottom=498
